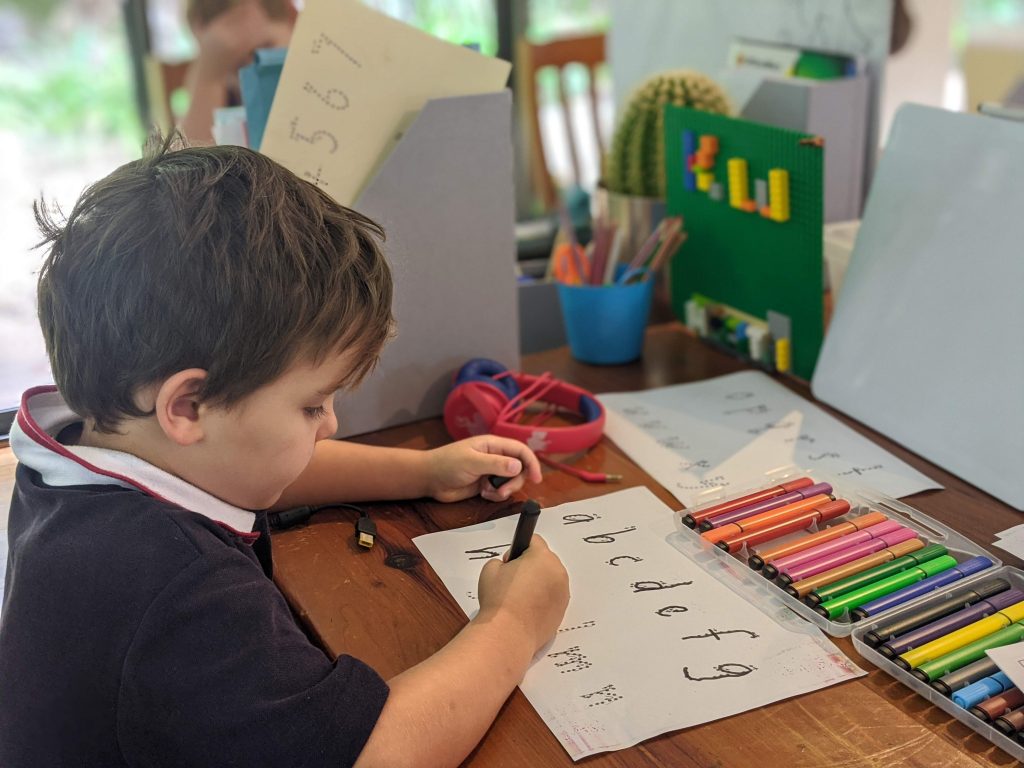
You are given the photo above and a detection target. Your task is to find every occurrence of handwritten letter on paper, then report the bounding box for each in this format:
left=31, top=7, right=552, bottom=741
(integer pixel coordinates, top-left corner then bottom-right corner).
left=599, top=371, right=940, bottom=508
left=413, top=487, right=863, bottom=760
left=261, top=0, right=511, bottom=205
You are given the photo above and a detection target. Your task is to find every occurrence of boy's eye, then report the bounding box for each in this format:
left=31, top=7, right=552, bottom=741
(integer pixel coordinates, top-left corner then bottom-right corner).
left=304, top=405, right=328, bottom=419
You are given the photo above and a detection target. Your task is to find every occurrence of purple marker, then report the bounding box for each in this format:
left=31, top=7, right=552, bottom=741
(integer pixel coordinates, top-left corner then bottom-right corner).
left=852, top=556, right=995, bottom=619
left=879, top=589, right=1024, bottom=659
left=762, top=520, right=903, bottom=580
left=778, top=527, right=919, bottom=584
left=698, top=482, right=833, bottom=531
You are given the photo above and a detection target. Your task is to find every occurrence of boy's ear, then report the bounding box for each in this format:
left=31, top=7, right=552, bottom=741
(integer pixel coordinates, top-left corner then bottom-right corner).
left=153, top=369, right=210, bottom=446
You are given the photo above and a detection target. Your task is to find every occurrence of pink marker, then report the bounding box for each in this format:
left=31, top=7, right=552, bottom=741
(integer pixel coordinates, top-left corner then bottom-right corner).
left=761, top=520, right=903, bottom=580
left=777, top=527, right=920, bottom=585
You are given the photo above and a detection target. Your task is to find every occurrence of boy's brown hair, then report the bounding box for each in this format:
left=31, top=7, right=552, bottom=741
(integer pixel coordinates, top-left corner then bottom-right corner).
left=187, top=0, right=294, bottom=28
left=35, top=134, right=394, bottom=433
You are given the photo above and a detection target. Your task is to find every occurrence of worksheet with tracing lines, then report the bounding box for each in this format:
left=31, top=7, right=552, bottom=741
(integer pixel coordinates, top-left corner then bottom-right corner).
left=413, top=487, right=864, bottom=760
left=599, top=371, right=940, bottom=508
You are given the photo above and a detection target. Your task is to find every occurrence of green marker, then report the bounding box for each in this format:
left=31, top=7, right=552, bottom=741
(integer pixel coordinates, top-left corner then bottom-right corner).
left=807, top=544, right=948, bottom=605
left=913, top=621, right=1024, bottom=683
left=815, top=555, right=957, bottom=621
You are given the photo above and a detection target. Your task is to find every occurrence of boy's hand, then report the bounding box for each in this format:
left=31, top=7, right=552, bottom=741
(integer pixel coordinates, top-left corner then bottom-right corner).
left=424, top=435, right=542, bottom=503
left=476, top=535, right=569, bottom=655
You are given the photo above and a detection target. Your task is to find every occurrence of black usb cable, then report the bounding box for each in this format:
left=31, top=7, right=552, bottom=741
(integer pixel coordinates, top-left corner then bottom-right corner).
left=267, top=503, right=376, bottom=549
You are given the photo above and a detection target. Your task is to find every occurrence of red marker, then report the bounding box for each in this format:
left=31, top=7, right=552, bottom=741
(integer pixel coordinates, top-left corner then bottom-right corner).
left=681, top=477, right=814, bottom=528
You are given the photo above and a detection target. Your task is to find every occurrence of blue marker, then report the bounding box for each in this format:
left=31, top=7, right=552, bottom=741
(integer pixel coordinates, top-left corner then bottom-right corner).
left=852, top=556, right=993, bottom=619
left=952, top=671, right=1014, bottom=709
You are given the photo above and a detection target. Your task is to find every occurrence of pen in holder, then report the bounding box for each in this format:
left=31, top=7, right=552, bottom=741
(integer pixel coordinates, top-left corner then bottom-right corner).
left=557, top=264, right=655, bottom=365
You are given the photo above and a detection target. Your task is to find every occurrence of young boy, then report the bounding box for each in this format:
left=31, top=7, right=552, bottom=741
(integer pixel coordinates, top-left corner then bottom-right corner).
left=180, top=0, right=296, bottom=144
left=0, top=136, right=569, bottom=767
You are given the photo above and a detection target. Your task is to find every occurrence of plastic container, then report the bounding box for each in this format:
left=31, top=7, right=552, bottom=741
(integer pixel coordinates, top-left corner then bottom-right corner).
left=851, top=566, right=1024, bottom=762
left=666, top=470, right=1001, bottom=637
left=557, top=272, right=654, bottom=365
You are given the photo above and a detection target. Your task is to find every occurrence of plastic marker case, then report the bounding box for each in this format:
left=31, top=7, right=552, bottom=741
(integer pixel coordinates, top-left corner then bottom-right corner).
left=851, top=566, right=1024, bottom=763
left=667, top=471, right=1001, bottom=638
left=668, top=469, right=1013, bottom=758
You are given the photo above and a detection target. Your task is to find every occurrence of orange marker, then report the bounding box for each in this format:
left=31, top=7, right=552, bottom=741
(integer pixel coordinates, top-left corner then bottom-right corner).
left=747, top=511, right=887, bottom=572
left=700, top=494, right=835, bottom=546
left=681, top=476, right=814, bottom=529
left=783, top=539, right=925, bottom=599
left=715, top=499, right=850, bottom=554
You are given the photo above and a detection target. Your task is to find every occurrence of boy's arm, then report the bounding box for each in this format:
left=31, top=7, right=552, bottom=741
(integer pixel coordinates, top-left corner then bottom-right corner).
left=275, top=439, right=430, bottom=508
left=354, top=536, right=569, bottom=768
left=274, top=435, right=542, bottom=509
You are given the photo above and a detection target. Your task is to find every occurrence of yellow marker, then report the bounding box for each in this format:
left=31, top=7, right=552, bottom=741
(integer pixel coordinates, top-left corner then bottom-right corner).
left=727, top=158, right=749, bottom=209
left=769, top=168, right=790, bottom=222
left=697, top=172, right=714, bottom=192
left=898, top=600, right=1024, bottom=669
left=774, top=338, right=791, bottom=373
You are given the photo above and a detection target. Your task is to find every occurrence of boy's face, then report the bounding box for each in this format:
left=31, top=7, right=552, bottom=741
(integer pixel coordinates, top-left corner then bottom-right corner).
left=194, top=351, right=349, bottom=510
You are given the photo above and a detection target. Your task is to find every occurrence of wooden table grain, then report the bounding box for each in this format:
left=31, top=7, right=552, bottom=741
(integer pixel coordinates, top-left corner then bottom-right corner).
left=272, top=323, right=1022, bottom=767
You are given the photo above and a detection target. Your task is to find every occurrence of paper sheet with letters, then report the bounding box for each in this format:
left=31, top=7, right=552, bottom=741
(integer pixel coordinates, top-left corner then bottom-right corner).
left=599, top=371, right=940, bottom=508
left=414, top=487, right=864, bottom=760
left=261, top=0, right=511, bottom=205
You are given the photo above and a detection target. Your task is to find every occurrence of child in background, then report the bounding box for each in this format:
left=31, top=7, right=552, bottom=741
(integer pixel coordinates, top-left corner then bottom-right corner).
left=181, top=0, right=296, bottom=143
left=0, top=135, right=569, bottom=767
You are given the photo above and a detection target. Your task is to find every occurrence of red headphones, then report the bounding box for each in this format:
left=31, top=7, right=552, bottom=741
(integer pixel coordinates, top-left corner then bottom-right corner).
left=443, top=358, right=605, bottom=454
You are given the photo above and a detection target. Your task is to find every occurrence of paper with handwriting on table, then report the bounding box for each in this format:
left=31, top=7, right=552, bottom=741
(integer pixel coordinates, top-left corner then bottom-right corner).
left=986, top=642, right=1024, bottom=692
left=599, top=371, right=940, bottom=508
left=260, top=0, right=511, bottom=206
left=413, top=487, right=864, bottom=760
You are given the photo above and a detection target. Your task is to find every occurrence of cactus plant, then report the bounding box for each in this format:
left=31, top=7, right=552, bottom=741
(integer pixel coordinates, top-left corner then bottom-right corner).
left=605, top=70, right=731, bottom=198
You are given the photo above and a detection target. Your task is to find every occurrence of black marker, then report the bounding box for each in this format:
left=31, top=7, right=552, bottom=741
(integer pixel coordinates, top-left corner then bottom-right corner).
left=508, top=499, right=542, bottom=560
left=488, top=474, right=513, bottom=489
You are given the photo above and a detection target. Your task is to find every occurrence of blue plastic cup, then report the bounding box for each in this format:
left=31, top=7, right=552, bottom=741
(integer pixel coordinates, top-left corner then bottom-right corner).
left=557, top=275, right=654, bottom=365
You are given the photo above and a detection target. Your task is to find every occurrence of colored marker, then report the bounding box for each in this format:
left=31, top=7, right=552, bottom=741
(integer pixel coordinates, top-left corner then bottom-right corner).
left=993, top=705, right=1024, bottom=735
left=698, top=482, right=832, bottom=531
left=701, top=494, right=836, bottom=545
left=768, top=520, right=906, bottom=581
left=786, top=540, right=925, bottom=600
left=807, top=542, right=944, bottom=605
left=815, top=554, right=957, bottom=620
left=952, top=672, right=1014, bottom=709
left=778, top=528, right=918, bottom=584
left=912, top=621, right=1024, bottom=683
left=878, top=589, right=1024, bottom=659
left=851, top=556, right=994, bottom=619
left=715, top=499, right=850, bottom=554
left=898, top=601, right=1024, bottom=670
left=488, top=474, right=513, bottom=489
left=969, top=687, right=1024, bottom=721
left=863, top=578, right=1011, bottom=648
left=932, top=657, right=1002, bottom=697
left=681, top=476, right=815, bottom=528
left=748, top=511, right=887, bottom=572
left=507, top=499, right=541, bottom=561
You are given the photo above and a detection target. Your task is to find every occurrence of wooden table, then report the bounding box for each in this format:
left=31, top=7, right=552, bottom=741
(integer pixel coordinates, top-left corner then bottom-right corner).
left=272, top=323, right=1022, bottom=767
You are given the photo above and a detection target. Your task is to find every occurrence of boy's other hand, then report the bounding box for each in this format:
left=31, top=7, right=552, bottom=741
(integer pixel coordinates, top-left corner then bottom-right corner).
left=476, top=535, right=569, bottom=655
left=424, top=435, right=542, bottom=503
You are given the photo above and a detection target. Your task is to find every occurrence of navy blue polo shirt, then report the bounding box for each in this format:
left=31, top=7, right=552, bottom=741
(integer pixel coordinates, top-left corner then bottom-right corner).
left=0, top=387, right=389, bottom=767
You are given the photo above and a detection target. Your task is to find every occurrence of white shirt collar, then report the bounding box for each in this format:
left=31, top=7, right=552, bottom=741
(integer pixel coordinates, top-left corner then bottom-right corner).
left=11, top=386, right=257, bottom=535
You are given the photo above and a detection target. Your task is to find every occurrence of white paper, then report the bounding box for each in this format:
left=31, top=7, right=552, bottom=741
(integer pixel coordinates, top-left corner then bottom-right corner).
left=413, top=487, right=864, bottom=760
left=992, top=526, right=1024, bottom=560
left=986, top=642, right=1024, bottom=692
left=261, top=0, right=511, bottom=206
left=599, top=371, right=940, bottom=508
